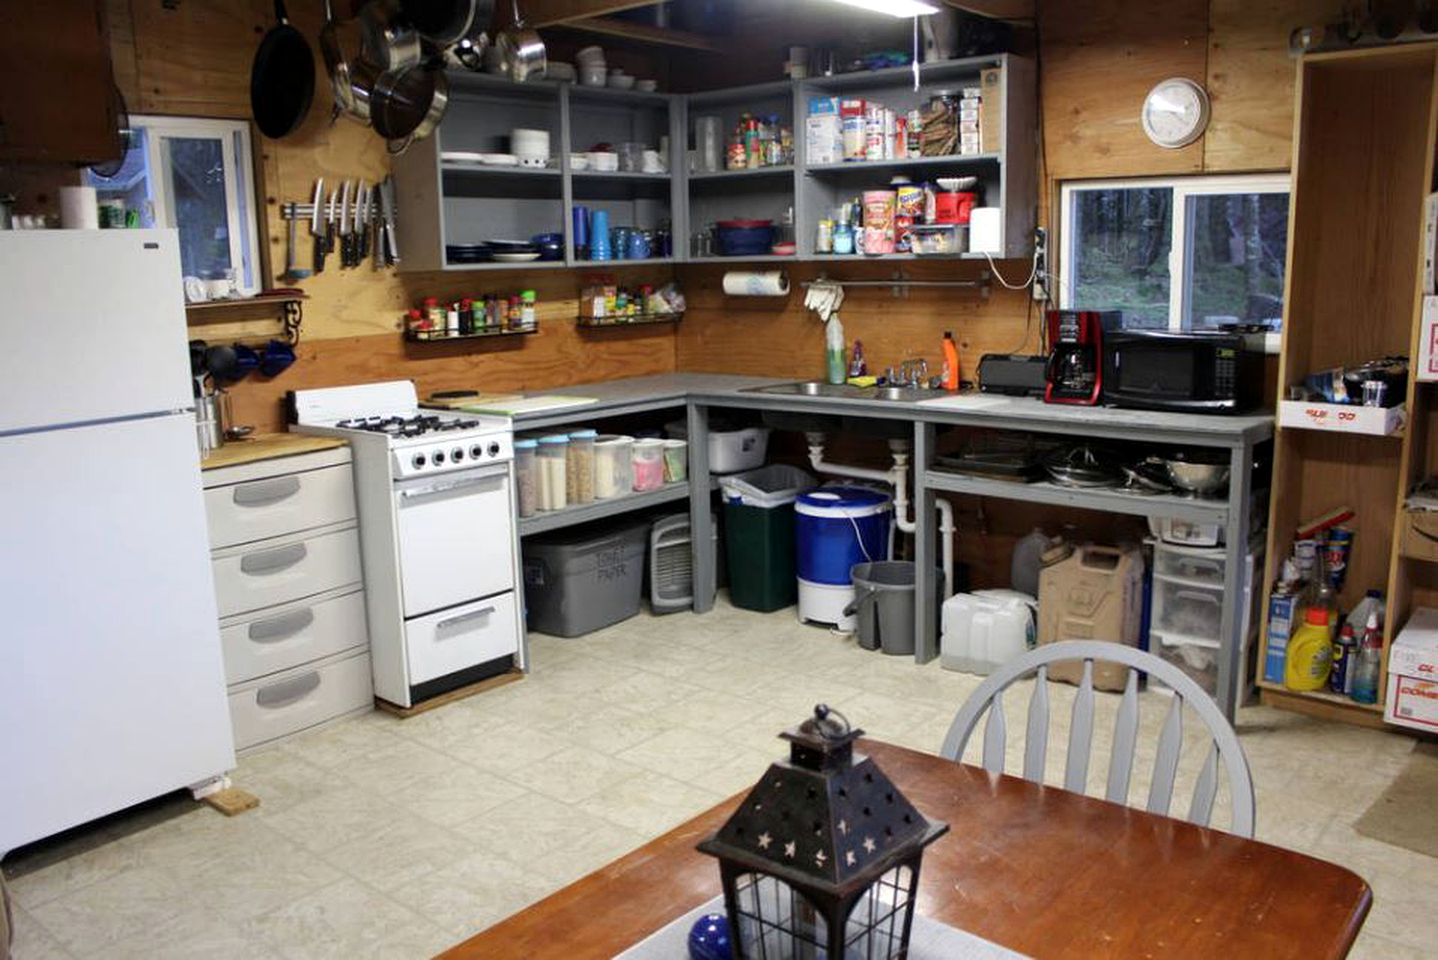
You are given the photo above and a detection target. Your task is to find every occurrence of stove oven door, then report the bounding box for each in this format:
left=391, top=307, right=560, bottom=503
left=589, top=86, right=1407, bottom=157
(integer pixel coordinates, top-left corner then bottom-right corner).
left=394, top=462, right=515, bottom=618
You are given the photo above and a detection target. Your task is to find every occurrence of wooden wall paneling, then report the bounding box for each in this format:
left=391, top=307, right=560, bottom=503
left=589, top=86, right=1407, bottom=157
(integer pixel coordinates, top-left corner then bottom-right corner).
left=1204, top=0, right=1344, bottom=172
left=130, top=0, right=268, bottom=118
left=106, top=0, right=141, bottom=109
left=1037, top=0, right=1209, bottom=181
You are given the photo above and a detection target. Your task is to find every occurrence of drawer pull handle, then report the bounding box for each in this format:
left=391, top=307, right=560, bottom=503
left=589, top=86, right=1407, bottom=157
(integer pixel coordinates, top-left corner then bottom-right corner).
left=437, top=606, right=496, bottom=632
left=240, top=543, right=308, bottom=576
left=232, top=475, right=302, bottom=507
left=248, top=608, right=316, bottom=643
left=255, top=672, right=321, bottom=709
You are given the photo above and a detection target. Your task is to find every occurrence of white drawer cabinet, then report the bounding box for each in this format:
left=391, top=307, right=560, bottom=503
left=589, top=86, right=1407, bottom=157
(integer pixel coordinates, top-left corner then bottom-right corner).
left=227, top=649, right=373, bottom=751
left=220, top=587, right=368, bottom=685
left=203, top=444, right=371, bottom=751
left=405, top=592, right=519, bottom=686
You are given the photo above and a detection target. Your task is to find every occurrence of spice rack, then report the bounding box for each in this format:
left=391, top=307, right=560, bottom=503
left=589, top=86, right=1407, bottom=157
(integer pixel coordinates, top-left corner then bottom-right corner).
left=576, top=312, right=683, bottom=328
left=404, top=323, right=538, bottom=342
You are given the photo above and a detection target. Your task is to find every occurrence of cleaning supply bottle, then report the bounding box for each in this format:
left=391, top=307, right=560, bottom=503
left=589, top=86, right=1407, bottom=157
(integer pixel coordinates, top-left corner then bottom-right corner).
left=825, top=314, right=846, bottom=385
left=941, top=330, right=960, bottom=391
left=1285, top=606, right=1334, bottom=691
left=1350, top=610, right=1383, bottom=704
left=848, top=339, right=868, bottom=378
left=1329, top=622, right=1357, bottom=695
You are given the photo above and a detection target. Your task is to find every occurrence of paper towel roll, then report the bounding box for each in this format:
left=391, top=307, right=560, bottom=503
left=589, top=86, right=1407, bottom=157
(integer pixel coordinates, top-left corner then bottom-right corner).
left=722, top=270, right=790, bottom=297
left=60, top=186, right=99, bottom=230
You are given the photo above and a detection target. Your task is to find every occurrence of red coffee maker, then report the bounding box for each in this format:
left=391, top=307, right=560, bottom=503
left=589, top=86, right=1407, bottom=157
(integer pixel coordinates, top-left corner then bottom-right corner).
left=1043, top=310, right=1120, bottom=405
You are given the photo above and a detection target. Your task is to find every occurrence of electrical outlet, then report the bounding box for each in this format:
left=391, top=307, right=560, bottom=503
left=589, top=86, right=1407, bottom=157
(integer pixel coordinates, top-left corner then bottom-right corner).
left=1031, top=227, right=1049, bottom=302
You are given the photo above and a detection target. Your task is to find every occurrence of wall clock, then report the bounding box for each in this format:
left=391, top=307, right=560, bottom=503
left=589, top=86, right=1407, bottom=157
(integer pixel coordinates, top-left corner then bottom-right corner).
left=1141, top=77, right=1211, bottom=149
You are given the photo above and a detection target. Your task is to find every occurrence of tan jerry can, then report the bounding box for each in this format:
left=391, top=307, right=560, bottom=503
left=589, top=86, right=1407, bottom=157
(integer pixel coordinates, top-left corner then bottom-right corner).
left=1038, top=544, right=1145, bottom=691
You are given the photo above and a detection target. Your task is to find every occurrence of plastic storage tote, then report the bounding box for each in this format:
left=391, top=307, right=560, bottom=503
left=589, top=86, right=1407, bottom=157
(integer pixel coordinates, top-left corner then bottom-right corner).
left=522, top=520, right=649, bottom=637
left=796, top=486, right=893, bottom=629
left=666, top=419, right=771, bottom=474
left=594, top=435, right=634, bottom=499
left=721, top=465, right=817, bottom=613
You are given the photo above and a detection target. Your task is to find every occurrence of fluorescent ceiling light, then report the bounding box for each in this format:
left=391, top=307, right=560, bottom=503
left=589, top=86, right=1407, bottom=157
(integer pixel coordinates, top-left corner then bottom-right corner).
left=826, top=0, right=942, bottom=17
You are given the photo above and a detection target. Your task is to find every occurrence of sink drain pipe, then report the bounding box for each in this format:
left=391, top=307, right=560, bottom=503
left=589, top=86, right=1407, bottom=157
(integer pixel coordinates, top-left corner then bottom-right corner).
left=804, top=433, right=955, bottom=598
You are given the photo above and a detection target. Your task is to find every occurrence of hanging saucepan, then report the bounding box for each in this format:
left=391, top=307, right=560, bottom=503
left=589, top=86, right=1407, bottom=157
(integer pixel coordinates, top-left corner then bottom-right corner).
left=399, top=0, right=481, bottom=46
left=320, top=0, right=378, bottom=124
left=250, top=0, right=316, bottom=139
left=359, top=1, right=424, bottom=73
left=448, top=14, right=492, bottom=71
left=497, top=0, right=545, bottom=83
left=371, top=60, right=451, bottom=152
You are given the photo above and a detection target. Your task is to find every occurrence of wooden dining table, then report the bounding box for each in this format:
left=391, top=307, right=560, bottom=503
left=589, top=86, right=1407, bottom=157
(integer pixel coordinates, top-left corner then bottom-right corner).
left=440, top=741, right=1371, bottom=959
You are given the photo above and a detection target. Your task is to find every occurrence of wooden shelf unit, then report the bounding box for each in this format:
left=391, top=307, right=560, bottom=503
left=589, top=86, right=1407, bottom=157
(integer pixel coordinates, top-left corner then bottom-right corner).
left=1259, top=43, right=1438, bottom=728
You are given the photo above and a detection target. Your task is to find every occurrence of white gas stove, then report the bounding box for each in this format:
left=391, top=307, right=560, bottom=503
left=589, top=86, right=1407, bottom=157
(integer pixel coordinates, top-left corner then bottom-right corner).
left=290, top=381, right=525, bottom=708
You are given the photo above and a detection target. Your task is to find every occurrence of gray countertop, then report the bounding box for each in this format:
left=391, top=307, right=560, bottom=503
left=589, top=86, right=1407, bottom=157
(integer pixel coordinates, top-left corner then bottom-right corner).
left=513, top=373, right=1274, bottom=446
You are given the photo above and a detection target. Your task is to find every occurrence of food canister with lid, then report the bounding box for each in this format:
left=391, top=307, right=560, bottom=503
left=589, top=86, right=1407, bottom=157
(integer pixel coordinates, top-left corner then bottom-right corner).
left=566, top=429, right=598, bottom=504
left=594, top=434, right=634, bottom=499
left=514, top=438, right=539, bottom=517
left=631, top=438, right=666, bottom=492
left=537, top=434, right=569, bottom=511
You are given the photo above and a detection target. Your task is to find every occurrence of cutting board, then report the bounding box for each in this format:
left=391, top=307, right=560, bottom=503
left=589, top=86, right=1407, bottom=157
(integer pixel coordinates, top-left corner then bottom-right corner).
left=916, top=393, right=1011, bottom=411
left=427, top=393, right=599, bottom=416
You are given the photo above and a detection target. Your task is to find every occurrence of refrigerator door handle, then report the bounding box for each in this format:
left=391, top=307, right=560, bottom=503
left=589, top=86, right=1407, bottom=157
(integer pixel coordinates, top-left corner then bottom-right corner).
left=247, top=607, right=316, bottom=643
left=254, top=671, right=322, bottom=709
left=232, top=475, right=302, bottom=507
left=240, top=542, right=308, bottom=576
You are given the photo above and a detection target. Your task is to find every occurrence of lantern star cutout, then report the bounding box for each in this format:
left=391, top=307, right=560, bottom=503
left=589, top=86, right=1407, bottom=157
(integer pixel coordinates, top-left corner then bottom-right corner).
left=783, top=840, right=796, bottom=859
left=838, top=819, right=849, bottom=836
left=757, top=832, right=772, bottom=850
left=814, top=849, right=827, bottom=868
left=863, top=836, right=877, bottom=854
left=846, top=850, right=857, bottom=866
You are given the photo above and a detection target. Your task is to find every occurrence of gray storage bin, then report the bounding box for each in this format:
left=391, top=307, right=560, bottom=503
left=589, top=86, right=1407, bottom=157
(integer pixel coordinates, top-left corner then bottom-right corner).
left=522, top=520, right=649, bottom=637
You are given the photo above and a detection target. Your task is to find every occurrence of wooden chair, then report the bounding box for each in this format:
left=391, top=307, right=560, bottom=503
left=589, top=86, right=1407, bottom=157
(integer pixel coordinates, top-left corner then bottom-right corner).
left=939, top=640, right=1256, bottom=837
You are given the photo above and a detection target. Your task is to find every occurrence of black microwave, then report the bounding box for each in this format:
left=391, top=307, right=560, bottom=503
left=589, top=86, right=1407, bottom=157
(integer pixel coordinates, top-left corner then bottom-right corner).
left=1102, top=329, right=1266, bottom=414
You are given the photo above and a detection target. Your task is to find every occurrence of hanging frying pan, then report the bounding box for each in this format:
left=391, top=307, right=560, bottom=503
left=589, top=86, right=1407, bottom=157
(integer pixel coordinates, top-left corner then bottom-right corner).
left=251, top=0, right=316, bottom=139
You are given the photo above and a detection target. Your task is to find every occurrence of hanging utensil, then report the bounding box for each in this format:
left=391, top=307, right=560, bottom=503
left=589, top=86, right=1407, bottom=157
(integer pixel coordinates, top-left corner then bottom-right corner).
left=371, top=60, right=450, bottom=147
left=399, top=0, right=482, bottom=47
left=321, top=0, right=378, bottom=125
left=497, top=0, right=545, bottom=83
left=359, top=1, right=424, bottom=73
left=251, top=0, right=316, bottom=139
left=379, top=177, right=400, bottom=265
left=309, top=178, right=326, bottom=274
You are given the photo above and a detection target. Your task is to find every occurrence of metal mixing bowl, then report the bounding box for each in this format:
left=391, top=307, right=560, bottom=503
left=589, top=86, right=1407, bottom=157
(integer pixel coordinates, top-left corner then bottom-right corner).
left=1164, top=459, right=1230, bottom=495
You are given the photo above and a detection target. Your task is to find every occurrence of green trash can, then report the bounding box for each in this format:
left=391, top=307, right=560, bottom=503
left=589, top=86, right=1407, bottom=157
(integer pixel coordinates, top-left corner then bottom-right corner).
left=720, top=465, right=816, bottom=612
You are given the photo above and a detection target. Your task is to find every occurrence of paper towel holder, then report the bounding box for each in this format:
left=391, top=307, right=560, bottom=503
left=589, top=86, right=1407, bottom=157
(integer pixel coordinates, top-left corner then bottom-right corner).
left=799, top=269, right=991, bottom=300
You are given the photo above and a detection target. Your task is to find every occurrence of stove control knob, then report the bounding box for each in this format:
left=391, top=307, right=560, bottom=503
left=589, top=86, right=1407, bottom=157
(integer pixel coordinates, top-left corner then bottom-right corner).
left=470, top=444, right=484, bottom=460
left=488, top=441, right=502, bottom=457
left=411, top=453, right=427, bottom=469
left=432, top=449, right=446, bottom=465
left=451, top=447, right=465, bottom=462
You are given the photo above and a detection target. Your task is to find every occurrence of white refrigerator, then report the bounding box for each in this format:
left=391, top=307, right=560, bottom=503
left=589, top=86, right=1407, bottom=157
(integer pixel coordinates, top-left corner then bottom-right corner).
left=0, top=230, right=235, bottom=856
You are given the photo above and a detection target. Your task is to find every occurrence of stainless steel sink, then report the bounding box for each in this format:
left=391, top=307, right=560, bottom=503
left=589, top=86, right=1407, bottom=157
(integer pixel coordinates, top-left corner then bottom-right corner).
left=744, top=381, right=867, bottom=398
left=865, top=385, right=929, bottom=402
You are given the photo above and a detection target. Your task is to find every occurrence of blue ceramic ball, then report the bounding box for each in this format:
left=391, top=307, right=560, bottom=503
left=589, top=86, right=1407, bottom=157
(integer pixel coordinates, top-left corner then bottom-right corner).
left=687, top=912, right=732, bottom=960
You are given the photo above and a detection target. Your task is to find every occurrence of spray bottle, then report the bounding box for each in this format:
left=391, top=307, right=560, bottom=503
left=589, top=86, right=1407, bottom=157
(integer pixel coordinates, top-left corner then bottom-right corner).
left=825, top=314, right=846, bottom=385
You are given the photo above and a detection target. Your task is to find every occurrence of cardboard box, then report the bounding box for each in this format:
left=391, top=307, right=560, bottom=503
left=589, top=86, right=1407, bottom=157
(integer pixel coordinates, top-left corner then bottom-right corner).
left=1385, top=606, right=1438, bottom=731
left=1263, top=591, right=1300, bottom=684
left=1424, top=192, right=1438, bottom=297
left=1418, top=295, right=1438, bottom=381
left=1278, top=399, right=1406, bottom=435
left=806, top=96, right=842, bottom=166
left=980, top=67, right=1003, bottom=154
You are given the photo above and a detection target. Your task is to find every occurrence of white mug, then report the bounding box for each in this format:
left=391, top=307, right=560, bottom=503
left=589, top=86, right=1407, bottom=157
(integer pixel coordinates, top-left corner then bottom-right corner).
left=204, top=277, right=232, bottom=301
left=183, top=276, right=208, bottom=303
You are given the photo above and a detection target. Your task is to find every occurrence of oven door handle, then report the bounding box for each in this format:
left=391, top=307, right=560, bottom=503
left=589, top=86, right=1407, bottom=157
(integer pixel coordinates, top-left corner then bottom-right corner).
left=436, top=605, right=497, bottom=631
left=398, top=470, right=507, bottom=501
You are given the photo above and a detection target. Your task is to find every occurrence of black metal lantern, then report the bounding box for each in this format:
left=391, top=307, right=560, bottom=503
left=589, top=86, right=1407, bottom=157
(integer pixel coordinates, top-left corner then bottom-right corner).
left=697, top=705, right=948, bottom=959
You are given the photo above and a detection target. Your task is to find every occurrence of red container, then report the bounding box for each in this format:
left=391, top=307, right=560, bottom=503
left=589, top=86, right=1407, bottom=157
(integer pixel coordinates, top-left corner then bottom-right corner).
left=934, top=191, right=979, bottom=225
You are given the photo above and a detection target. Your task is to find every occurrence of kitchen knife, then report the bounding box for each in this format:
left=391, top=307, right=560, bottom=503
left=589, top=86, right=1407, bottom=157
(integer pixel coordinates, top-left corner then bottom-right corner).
left=357, top=181, right=370, bottom=263
left=338, top=179, right=353, bottom=268
left=309, top=178, right=325, bottom=274
left=380, top=177, right=400, bottom=266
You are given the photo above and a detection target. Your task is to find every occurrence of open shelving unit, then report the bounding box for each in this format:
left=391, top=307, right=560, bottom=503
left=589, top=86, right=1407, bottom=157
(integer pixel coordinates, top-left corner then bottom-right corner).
left=1258, top=43, right=1438, bottom=728
left=391, top=55, right=1035, bottom=270
left=518, top=481, right=691, bottom=536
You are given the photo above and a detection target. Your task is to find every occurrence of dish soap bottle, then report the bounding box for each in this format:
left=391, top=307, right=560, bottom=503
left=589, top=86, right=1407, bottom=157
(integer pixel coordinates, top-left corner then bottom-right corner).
left=825, top=314, right=846, bottom=385
left=848, top=339, right=868, bottom=378
left=1285, top=606, right=1334, bottom=691
left=941, top=331, right=960, bottom=391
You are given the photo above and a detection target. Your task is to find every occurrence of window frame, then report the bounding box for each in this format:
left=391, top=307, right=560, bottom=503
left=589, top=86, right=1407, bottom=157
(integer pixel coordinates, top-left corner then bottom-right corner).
left=131, top=114, right=262, bottom=296
left=1057, top=173, right=1291, bottom=333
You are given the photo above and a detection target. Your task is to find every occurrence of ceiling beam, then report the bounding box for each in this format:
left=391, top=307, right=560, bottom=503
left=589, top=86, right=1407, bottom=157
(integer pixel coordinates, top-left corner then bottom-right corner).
left=522, top=0, right=666, bottom=28
left=558, top=16, right=723, bottom=51
left=942, top=0, right=1036, bottom=20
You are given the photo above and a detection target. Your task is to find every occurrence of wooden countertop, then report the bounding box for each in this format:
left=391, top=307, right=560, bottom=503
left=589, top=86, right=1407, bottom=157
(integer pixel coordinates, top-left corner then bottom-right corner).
left=200, top=433, right=348, bottom=471
left=443, top=740, right=1371, bottom=960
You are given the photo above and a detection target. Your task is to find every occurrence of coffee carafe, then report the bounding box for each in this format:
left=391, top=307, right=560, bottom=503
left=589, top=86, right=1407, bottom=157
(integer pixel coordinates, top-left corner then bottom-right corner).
left=1043, top=310, right=1120, bottom=406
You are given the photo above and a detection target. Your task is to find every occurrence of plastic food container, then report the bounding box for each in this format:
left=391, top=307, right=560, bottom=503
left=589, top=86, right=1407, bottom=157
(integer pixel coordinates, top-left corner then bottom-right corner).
left=594, top=434, right=634, bottom=499
left=537, top=434, right=569, bottom=511
left=663, top=439, right=688, bottom=483
left=515, top=438, right=539, bottom=518
left=910, top=223, right=964, bottom=256
left=632, top=438, right=666, bottom=492
left=566, top=429, right=597, bottom=505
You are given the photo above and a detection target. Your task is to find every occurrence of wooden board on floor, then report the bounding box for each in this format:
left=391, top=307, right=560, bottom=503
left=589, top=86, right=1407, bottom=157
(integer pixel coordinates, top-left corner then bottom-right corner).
left=376, top=669, right=525, bottom=719
left=203, top=787, right=260, bottom=816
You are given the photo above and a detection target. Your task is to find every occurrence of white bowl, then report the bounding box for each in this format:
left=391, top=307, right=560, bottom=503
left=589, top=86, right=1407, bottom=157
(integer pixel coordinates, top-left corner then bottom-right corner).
left=545, top=62, right=577, bottom=82
left=569, top=154, right=590, bottom=171
left=607, top=74, right=635, bottom=90
left=635, top=79, right=657, bottom=92
left=589, top=151, right=619, bottom=171
left=575, top=45, right=605, bottom=66
left=579, top=66, right=607, bottom=87
left=510, top=128, right=551, bottom=155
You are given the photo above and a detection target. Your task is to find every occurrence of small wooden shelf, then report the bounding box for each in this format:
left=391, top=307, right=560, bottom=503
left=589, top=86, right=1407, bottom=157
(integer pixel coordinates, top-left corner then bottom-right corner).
left=805, top=154, right=1000, bottom=174
left=184, top=293, right=306, bottom=325
left=689, top=165, right=794, bottom=182
left=405, top=323, right=538, bottom=342
left=576, top=312, right=682, bottom=328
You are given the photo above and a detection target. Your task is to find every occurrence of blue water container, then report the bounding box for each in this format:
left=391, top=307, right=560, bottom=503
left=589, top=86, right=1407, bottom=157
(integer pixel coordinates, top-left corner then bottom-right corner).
left=795, top=486, right=892, bottom=628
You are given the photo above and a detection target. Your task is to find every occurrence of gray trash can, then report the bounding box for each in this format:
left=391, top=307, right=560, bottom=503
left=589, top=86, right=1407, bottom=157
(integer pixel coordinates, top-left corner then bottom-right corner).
left=846, top=562, right=942, bottom=656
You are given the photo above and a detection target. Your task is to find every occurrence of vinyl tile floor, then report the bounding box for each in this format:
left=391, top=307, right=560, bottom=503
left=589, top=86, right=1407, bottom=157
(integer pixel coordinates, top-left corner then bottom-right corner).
left=4, top=597, right=1435, bottom=959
